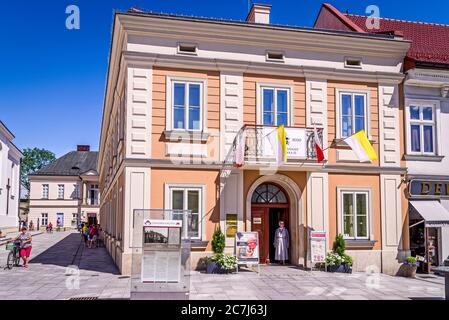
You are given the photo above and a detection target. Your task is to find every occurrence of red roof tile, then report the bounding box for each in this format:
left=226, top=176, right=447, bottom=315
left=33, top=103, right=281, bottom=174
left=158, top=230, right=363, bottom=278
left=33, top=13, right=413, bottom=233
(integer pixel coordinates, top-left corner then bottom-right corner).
left=344, top=14, right=449, bottom=65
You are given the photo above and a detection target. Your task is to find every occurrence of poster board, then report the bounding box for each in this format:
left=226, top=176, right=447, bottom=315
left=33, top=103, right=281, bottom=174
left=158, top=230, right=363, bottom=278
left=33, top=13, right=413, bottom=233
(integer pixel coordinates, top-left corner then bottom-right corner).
left=235, top=232, right=259, bottom=265
left=310, top=231, right=327, bottom=264
left=261, top=127, right=307, bottom=160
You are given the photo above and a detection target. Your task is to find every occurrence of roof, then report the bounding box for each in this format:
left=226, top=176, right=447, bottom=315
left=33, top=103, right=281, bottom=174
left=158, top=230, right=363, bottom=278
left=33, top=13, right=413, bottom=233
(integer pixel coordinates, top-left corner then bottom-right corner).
left=0, top=120, right=15, bottom=140
left=122, top=7, right=397, bottom=41
left=30, top=151, right=98, bottom=177
left=316, top=3, right=449, bottom=66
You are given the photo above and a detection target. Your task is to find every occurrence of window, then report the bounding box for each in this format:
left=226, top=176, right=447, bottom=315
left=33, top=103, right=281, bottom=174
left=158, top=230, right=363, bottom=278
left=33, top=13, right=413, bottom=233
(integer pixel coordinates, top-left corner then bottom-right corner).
left=266, top=51, right=285, bottom=62
left=251, top=183, right=287, bottom=203
left=168, top=186, right=203, bottom=240
left=42, top=184, right=49, bottom=199
left=260, top=86, right=290, bottom=126
left=338, top=91, right=368, bottom=138
left=74, top=184, right=80, bottom=199
left=172, top=81, right=203, bottom=131
left=72, top=213, right=79, bottom=227
left=408, top=104, right=436, bottom=155
left=41, top=213, right=48, bottom=226
left=89, top=184, right=99, bottom=205
left=341, top=191, right=369, bottom=240
left=58, top=184, right=65, bottom=199
left=344, top=57, right=362, bottom=69
left=177, top=43, right=197, bottom=55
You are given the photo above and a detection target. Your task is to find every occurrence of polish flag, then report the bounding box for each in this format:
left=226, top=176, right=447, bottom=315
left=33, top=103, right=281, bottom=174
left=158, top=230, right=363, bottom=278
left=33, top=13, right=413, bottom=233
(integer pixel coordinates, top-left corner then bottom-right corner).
left=314, top=127, right=325, bottom=163
left=234, top=130, right=246, bottom=168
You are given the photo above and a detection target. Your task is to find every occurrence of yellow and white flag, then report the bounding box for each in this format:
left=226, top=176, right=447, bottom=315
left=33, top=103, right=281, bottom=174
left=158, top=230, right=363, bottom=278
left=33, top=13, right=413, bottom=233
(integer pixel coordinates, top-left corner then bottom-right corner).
left=345, top=130, right=377, bottom=162
left=267, top=125, right=287, bottom=165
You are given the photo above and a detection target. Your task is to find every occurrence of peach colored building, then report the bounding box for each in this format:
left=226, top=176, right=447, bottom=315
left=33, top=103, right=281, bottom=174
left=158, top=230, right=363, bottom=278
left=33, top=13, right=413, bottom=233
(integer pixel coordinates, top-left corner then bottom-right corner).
left=28, top=145, right=100, bottom=229
left=98, top=4, right=411, bottom=275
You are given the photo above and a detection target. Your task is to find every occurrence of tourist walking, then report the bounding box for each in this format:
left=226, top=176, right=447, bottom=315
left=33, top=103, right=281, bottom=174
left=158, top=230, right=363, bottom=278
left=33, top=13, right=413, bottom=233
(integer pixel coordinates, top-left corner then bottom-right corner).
left=88, top=225, right=98, bottom=249
left=11, top=227, right=33, bottom=268
left=273, top=221, right=289, bottom=265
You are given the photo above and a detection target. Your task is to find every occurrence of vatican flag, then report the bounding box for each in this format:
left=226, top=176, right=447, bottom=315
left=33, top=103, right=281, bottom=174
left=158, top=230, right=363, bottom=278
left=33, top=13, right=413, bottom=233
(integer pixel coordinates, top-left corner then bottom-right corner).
left=267, top=125, right=287, bottom=166
left=345, top=130, right=378, bottom=162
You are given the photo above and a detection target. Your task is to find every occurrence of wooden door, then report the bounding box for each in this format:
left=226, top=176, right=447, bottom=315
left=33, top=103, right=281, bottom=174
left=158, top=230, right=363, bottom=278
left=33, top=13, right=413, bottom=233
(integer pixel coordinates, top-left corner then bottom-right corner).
left=251, top=207, right=269, bottom=264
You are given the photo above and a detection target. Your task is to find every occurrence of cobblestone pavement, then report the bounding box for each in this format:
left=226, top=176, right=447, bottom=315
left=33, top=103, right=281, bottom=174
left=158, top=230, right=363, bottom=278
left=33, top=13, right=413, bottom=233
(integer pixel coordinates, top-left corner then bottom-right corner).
left=0, top=231, right=130, bottom=300
left=0, top=232, right=445, bottom=300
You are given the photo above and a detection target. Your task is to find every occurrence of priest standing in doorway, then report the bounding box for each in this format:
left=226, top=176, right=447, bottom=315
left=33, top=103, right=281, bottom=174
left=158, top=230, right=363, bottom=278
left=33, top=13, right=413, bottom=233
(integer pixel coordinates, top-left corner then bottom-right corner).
left=273, top=221, right=289, bottom=264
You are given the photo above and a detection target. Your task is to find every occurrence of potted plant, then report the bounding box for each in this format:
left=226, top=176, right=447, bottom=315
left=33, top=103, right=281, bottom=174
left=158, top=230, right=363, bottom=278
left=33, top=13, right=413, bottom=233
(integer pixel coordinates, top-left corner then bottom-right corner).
left=206, top=227, right=237, bottom=274
left=398, top=256, right=419, bottom=278
left=325, top=234, right=353, bottom=273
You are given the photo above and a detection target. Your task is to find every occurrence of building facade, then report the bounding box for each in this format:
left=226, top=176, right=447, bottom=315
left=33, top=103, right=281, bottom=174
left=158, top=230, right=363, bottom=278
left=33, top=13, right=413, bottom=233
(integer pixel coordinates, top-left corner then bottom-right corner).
left=315, top=2, right=449, bottom=269
left=98, top=4, right=411, bottom=275
left=28, top=145, right=100, bottom=229
left=0, top=121, right=22, bottom=233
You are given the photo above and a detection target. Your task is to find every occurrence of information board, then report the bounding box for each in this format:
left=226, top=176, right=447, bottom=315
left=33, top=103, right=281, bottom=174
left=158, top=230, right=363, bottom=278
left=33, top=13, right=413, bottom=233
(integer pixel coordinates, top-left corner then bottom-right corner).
left=310, top=231, right=327, bottom=264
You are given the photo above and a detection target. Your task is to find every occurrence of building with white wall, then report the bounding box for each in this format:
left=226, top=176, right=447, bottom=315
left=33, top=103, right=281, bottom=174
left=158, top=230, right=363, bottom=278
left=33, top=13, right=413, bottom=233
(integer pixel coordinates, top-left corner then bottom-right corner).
left=0, top=121, right=22, bottom=233
left=28, top=145, right=100, bottom=229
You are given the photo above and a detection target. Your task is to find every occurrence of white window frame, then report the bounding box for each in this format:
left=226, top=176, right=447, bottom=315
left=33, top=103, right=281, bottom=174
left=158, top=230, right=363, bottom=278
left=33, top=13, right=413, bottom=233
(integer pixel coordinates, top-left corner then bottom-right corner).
left=337, top=188, right=372, bottom=241
left=336, top=89, right=371, bottom=139
left=256, top=83, right=293, bottom=126
left=58, top=184, right=65, bottom=199
left=405, top=99, right=441, bottom=156
left=164, top=183, right=205, bottom=241
left=42, top=184, right=49, bottom=199
left=41, top=213, right=48, bottom=226
left=165, top=76, right=208, bottom=133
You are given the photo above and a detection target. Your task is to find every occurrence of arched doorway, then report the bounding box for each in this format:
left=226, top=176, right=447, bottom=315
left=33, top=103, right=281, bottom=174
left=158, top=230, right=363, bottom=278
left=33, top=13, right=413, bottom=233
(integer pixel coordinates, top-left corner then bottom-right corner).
left=251, top=183, right=290, bottom=264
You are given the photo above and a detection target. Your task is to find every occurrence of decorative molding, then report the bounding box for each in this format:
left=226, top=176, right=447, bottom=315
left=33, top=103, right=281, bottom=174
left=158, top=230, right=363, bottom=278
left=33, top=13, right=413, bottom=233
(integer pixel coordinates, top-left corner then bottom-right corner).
left=378, top=84, right=400, bottom=167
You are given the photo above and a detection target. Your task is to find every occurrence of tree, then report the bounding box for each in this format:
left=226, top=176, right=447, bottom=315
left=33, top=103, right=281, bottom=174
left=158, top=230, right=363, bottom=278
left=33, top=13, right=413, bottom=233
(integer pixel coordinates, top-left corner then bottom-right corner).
left=211, top=226, right=225, bottom=254
left=21, top=148, right=56, bottom=189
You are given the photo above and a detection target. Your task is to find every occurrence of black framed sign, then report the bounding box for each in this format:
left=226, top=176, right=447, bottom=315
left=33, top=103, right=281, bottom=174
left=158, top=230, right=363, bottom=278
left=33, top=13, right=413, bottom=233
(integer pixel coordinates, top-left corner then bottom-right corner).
left=408, top=179, right=449, bottom=199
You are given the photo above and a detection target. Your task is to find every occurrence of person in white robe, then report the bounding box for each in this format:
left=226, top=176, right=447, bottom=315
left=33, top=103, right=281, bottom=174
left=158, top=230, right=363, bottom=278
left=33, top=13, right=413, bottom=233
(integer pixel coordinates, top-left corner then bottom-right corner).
left=273, top=221, right=289, bottom=264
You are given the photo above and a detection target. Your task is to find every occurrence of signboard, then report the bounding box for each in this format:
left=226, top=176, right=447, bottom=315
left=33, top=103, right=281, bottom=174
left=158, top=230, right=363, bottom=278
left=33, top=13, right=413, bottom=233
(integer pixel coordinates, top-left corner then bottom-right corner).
left=225, top=214, right=238, bottom=238
left=57, top=213, right=64, bottom=227
left=144, top=219, right=182, bottom=228
left=310, top=231, right=326, bottom=264
left=141, top=251, right=181, bottom=283
left=261, top=127, right=307, bottom=160
left=409, top=179, right=449, bottom=199
left=235, top=232, right=259, bottom=265
left=253, top=217, right=262, bottom=225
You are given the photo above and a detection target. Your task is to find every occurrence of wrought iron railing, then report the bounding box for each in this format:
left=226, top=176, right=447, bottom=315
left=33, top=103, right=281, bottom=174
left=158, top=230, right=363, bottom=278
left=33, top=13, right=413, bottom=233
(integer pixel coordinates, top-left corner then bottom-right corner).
left=224, top=125, right=324, bottom=166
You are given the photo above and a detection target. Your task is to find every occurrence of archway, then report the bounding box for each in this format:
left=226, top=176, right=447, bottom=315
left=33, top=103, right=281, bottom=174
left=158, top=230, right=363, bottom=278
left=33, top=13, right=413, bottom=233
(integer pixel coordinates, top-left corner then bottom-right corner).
left=246, top=174, right=305, bottom=266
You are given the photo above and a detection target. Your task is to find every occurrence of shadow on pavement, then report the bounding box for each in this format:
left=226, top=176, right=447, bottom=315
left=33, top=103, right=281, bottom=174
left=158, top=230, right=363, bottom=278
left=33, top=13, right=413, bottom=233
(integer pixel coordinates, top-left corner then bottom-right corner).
left=30, top=233, right=120, bottom=275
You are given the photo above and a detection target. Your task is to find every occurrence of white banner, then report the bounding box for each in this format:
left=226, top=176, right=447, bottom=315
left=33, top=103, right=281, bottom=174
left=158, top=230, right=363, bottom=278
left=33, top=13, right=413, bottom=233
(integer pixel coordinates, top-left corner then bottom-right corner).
left=261, top=127, right=307, bottom=160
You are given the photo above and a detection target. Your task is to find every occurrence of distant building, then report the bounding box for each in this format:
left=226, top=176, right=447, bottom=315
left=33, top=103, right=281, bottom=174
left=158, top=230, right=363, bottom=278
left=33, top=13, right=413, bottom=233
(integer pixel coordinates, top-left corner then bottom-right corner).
left=0, top=121, right=22, bottom=233
left=28, top=145, right=99, bottom=229
left=19, top=183, right=29, bottom=225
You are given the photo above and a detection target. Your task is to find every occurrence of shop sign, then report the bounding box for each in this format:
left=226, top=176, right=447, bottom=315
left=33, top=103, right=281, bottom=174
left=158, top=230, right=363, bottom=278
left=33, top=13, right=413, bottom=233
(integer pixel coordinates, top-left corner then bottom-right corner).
left=310, top=231, right=326, bottom=264
left=143, top=219, right=182, bottom=228
left=235, top=232, right=259, bottom=265
left=225, top=214, right=238, bottom=238
left=261, top=127, right=307, bottom=160
left=409, top=179, right=449, bottom=198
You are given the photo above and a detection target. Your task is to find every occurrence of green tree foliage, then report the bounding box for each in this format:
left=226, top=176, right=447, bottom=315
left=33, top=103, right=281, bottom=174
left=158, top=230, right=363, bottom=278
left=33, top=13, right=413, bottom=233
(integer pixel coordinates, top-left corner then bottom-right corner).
left=211, top=226, right=225, bottom=254
left=332, top=234, right=346, bottom=256
left=21, top=148, right=56, bottom=189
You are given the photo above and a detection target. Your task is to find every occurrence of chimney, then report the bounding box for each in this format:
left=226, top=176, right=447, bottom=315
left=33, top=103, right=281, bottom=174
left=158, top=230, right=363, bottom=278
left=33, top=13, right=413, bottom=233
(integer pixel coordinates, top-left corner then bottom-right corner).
left=77, top=145, right=90, bottom=152
left=246, top=3, right=272, bottom=24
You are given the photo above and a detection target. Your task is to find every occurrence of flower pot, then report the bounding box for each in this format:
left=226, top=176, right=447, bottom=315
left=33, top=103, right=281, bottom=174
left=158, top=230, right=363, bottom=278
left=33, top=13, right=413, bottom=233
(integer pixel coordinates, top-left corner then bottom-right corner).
left=206, top=261, right=219, bottom=274
left=327, top=264, right=352, bottom=273
left=398, top=264, right=417, bottom=278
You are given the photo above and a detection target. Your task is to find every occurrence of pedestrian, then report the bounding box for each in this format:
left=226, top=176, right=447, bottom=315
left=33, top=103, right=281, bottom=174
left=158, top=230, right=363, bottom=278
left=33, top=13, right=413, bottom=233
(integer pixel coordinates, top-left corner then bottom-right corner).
left=11, top=227, right=32, bottom=268
left=273, top=221, right=289, bottom=265
left=88, top=225, right=98, bottom=249
left=82, top=223, right=89, bottom=247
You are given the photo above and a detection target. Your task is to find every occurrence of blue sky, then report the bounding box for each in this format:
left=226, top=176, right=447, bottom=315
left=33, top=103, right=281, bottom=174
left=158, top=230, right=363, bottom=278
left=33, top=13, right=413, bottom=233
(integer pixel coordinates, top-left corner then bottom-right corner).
left=1, top=0, right=448, bottom=157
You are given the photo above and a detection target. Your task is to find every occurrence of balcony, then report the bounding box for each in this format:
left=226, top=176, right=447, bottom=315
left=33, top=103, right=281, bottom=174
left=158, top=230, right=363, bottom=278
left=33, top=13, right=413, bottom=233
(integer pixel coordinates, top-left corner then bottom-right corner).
left=225, top=125, right=324, bottom=166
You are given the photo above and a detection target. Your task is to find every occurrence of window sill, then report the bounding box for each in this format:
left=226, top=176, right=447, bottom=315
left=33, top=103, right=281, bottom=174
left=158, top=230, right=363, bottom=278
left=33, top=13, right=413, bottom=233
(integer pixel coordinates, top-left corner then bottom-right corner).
left=345, top=240, right=377, bottom=249
left=190, top=240, right=208, bottom=249
left=333, top=138, right=376, bottom=147
left=163, top=130, right=209, bottom=143
left=404, top=154, right=444, bottom=162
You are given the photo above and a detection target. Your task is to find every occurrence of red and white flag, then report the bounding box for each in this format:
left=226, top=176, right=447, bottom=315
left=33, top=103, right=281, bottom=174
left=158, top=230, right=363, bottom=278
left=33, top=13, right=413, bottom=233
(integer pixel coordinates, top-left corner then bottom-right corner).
left=314, top=127, right=325, bottom=163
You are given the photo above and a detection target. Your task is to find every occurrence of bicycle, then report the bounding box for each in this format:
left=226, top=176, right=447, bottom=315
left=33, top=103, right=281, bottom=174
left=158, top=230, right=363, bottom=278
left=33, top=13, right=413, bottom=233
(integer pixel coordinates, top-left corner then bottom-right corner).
left=5, top=240, right=21, bottom=269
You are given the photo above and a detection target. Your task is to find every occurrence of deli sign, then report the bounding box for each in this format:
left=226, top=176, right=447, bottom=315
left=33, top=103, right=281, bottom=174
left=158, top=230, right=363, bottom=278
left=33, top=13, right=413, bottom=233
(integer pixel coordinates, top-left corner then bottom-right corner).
left=409, top=179, right=449, bottom=198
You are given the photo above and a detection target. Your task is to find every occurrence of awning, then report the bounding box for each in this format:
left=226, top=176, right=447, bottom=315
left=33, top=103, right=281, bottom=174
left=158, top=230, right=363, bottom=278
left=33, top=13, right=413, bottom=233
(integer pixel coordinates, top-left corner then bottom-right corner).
left=410, top=201, right=449, bottom=227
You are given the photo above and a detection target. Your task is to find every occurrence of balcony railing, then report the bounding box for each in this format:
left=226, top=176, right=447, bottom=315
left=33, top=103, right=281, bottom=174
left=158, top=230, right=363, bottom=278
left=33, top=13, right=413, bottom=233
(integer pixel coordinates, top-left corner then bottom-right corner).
left=225, top=125, right=324, bottom=166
